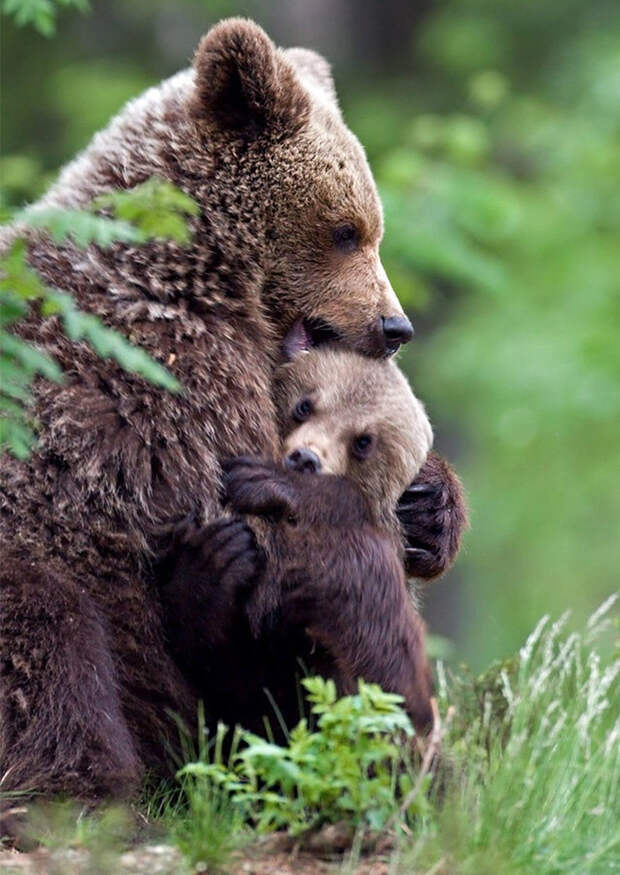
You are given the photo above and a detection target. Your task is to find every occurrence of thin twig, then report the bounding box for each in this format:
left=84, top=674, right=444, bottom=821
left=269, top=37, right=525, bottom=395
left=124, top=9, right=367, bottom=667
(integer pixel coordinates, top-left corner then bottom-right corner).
left=386, top=698, right=454, bottom=830
left=424, top=856, right=447, bottom=875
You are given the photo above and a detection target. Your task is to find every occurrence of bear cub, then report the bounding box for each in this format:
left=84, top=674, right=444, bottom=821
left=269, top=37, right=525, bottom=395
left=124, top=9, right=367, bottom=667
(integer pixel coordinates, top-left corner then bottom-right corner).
left=162, top=332, right=435, bottom=735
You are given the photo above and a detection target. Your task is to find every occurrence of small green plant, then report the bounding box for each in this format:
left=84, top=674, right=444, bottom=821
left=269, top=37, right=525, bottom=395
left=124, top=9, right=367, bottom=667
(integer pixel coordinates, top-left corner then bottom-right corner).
left=167, top=781, right=246, bottom=874
left=0, top=178, right=199, bottom=458
left=179, top=677, right=428, bottom=838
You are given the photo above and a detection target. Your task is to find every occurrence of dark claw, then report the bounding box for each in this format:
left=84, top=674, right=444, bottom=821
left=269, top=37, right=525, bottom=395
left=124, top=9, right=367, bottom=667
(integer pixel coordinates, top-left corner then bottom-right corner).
left=397, top=452, right=468, bottom=581
left=397, top=501, right=421, bottom=514
left=401, top=482, right=439, bottom=498
left=404, top=546, right=439, bottom=578
left=405, top=546, right=434, bottom=562
left=201, top=519, right=248, bottom=556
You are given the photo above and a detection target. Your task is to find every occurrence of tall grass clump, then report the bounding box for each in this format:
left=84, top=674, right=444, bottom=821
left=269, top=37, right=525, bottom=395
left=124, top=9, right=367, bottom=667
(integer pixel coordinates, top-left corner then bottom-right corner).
left=157, top=704, right=247, bottom=873
left=167, top=779, right=244, bottom=874
left=405, top=595, right=619, bottom=873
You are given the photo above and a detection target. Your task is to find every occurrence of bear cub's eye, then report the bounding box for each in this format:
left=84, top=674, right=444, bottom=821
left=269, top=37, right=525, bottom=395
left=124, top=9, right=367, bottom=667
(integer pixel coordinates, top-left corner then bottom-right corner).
left=293, top=399, right=313, bottom=422
left=332, top=224, right=359, bottom=253
left=352, top=434, right=373, bottom=459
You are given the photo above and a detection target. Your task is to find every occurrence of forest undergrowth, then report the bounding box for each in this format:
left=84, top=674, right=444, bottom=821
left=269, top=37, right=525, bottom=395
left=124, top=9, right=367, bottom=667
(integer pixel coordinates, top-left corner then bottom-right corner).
left=3, top=597, right=617, bottom=874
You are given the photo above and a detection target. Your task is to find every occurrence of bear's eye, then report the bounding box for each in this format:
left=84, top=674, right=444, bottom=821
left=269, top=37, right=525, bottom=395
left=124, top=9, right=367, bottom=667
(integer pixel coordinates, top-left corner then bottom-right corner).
left=293, top=399, right=313, bottom=422
left=332, top=224, right=359, bottom=254
left=352, top=433, right=373, bottom=459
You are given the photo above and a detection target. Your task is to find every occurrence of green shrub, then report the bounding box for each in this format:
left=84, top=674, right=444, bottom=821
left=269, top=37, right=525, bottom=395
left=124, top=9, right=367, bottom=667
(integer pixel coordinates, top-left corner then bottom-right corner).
left=179, top=678, right=428, bottom=837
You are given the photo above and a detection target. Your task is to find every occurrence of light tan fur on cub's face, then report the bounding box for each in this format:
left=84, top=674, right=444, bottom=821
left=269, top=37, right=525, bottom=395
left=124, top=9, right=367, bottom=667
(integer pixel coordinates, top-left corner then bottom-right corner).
left=275, top=348, right=433, bottom=525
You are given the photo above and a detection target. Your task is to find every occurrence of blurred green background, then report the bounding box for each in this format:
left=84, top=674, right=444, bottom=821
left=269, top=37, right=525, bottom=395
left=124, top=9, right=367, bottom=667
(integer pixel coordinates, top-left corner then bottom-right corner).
left=2, top=0, right=619, bottom=669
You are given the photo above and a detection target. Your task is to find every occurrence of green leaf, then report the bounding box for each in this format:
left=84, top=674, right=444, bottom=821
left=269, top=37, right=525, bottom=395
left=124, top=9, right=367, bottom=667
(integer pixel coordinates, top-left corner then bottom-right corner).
left=0, top=414, right=36, bottom=459
left=0, top=355, right=32, bottom=397
left=2, top=0, right=55, bottom=35
left=0, top=240, right=49, bottom=301
left=93, top=177, right=200, bottom=245
left=0, top=292, right=28, bottom=328
left=0, top=393, right=27, bottom=415
left=46, top=291, right=181, bottom=392
left=16, top=206, right=143, bottom=247
left=302, top=676, right=338, bottom=708
left=1, top=0, right=89, bottom=36
left=0, top=330, right=63, bottom=381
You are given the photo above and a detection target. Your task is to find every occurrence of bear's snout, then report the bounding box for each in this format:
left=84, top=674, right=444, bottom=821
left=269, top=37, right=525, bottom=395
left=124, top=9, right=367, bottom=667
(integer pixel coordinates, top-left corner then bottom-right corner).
left=284, top=448, right=322, bottom=474
left=381, top=315, right=414, bottom=355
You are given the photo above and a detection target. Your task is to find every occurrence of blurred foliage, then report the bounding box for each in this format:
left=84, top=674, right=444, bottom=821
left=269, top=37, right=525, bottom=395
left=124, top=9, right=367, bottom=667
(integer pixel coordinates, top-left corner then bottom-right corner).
left=365, top=0, right=620, bottom=666
left=1, top=0, right=88, bottom=37
left=1, top=0, right=618, bottom=665
left=23, top=800, right=133, bottom=870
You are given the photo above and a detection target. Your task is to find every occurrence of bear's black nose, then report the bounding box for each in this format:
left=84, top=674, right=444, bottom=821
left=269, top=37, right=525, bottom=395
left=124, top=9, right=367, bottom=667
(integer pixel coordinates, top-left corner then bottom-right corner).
left=382, top=315, right=414, bottom=353
left=285, top=448, right=322, bottom=474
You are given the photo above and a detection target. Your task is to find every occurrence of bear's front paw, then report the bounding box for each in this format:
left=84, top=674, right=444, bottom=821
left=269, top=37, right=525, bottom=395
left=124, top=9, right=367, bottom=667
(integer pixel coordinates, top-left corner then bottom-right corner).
left=161, top=516, right=265, bottom=655
left=397, top=452, right=468, bottom=581
left=224, top=456, right=299, bottom=522
left=172, top=516, right=264, bottom=598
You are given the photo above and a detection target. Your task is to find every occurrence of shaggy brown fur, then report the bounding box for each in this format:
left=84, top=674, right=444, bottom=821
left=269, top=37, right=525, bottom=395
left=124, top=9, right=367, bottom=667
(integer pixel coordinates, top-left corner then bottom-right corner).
left=0, top=18, right=466, bottom=811
left=164, top=464, right=435, bottom=736
left=161, top=347, right=435, bottom=734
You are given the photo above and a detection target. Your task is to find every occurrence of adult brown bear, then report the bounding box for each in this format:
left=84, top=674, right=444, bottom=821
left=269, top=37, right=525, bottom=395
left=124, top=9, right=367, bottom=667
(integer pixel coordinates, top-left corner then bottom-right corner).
left=0, top=19, right=465, bottom=809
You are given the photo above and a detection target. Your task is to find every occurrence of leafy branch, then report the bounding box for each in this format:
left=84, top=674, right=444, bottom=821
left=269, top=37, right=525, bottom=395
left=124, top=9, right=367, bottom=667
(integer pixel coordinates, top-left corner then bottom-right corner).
left=1, top=177, right=199, bottom=458
left=1, top=0, right=89, bottom=37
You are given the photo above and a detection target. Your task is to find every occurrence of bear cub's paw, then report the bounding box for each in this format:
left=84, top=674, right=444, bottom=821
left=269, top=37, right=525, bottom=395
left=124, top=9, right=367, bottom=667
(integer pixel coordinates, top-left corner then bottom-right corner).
left=397, top=452, right=468, bottom=581
left=224, top=456, right=299, bottom=524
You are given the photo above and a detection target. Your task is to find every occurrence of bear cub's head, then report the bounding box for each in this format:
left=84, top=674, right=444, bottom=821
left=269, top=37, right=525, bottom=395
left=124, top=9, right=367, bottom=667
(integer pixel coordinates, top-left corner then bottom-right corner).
left=274, top=323, right=433, bottom=525
left=190, top=18, right=412, bottom=357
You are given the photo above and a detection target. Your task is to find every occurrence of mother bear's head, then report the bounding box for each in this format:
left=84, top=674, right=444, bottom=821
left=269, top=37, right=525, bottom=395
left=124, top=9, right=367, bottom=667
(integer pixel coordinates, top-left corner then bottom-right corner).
left=189, top=18, right=412, bottom=358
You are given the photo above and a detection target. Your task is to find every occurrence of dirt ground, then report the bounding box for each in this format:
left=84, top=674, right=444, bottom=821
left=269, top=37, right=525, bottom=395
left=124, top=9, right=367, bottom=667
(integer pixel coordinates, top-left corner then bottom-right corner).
left=0, top=843, right=395, bottom=874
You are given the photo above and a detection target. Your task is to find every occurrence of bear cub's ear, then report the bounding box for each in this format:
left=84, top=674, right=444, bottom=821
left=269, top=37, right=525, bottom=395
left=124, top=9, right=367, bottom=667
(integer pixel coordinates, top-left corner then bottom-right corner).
left=190, top=18, right=311, bottom=138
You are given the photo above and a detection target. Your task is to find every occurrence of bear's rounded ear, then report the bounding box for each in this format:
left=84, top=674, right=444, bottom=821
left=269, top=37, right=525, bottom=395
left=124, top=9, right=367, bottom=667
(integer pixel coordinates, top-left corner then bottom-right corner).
left=282, top=319, right=312, bottom=361
left=190, top=18, right=311, bottom=138
left=284, top=48, right=340, bottom=115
